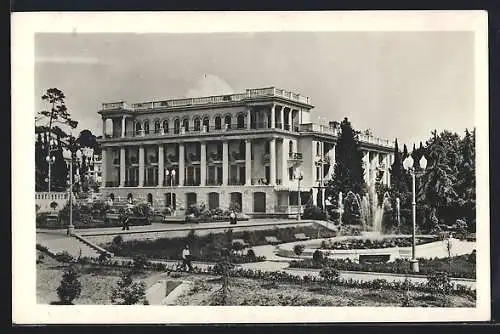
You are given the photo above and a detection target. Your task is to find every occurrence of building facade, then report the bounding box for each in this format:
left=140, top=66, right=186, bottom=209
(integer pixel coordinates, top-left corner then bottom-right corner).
left=98, top=87, right=394, bottom=215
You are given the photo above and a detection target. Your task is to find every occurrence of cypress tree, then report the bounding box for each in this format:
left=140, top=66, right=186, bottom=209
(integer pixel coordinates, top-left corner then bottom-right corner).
left=402, top=144, right=409, bottom=159
left=326, top=117, right=365, bottom=199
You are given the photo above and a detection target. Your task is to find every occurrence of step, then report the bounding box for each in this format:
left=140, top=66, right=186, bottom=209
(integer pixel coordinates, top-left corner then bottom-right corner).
left=37, top=235, right=101, bottom=259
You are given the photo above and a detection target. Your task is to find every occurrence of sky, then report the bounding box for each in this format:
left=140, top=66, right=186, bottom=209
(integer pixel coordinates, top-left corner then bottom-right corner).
left=35, top=32, right=475, bottom=148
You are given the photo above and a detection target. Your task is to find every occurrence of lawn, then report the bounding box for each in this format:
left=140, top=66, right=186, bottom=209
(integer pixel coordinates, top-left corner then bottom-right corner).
left=36, top=251, right=163, bottom=305
left=174, top=275, right=476, bottom=307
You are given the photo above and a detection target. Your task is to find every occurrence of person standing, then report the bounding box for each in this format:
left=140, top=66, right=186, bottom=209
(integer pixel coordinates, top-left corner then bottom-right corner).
left=181, top=245, right=193, bottom=272
left=122, top=211, right=130, bottom=231
left=229, top=210, right=237, bottom=225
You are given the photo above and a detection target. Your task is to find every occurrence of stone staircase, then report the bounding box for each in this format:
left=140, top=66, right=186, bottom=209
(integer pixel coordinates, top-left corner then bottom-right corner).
left=36, top=233, right=111, bottom=259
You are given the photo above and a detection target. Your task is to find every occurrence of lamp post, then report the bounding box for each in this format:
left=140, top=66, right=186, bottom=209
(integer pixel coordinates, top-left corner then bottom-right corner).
left=66, top=138, right=82, bottom=236
left=294, top=169, right=303, bottom=220
left=403, top=154, right=428, bottom=273
left=165, top=169, right=176, bottom=213
left=45, top=138, right=57, bottom=192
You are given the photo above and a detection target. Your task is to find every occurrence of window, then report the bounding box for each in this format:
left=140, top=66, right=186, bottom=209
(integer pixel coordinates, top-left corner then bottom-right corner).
left=289, top=140, right=293, bottom=153
left=135, top=122, right=142, bottom=135
left=224, top=115, right=232, bottom=129
left=174, top=119, right=180, bottom=134
left=316, top=142, right=321, bottom=156
left=154, top=120, right=161, bottom=133
left=162, top=120, right=169, bottom=133
left=289, top=167, right=294, bottom=180
left=182, top=118, right=189, bottom=132
left=203, top=116, right=210, bottom=131
left=214, top=116, right=222, bottom=130
left=237, top=114, right=245, bottom=129
left=144, top=120, right=150, bottom=134
left=194, top=117, right=201, bottom=131
left=316, top=167, right=321, bottom=181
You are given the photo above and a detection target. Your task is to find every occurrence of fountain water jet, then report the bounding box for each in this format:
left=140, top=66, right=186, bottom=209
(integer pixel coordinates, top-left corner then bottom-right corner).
left=372, top=192, right=392, bottom=234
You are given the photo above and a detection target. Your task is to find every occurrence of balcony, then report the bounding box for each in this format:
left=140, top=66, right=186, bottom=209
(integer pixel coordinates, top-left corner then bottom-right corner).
left=206, top=179, right=222, bottom=186
left=288, top=152, right=303, bottom=161
left=105, top=181, right=120, bottom=187
left=125, top=180, right=138, bottom=187
left=228, top=178, right=245, bottom=186
left=184, top=179, right=201, bottom=186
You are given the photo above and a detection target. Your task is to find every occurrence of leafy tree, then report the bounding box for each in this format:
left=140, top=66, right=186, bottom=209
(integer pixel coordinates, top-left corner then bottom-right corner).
left=36, top=88, right=78, bottom=138
left=56, top=266, right=82, bottom=305
left=326, top=117, right=365, bottom=200
left=111, top=272, right=147, bottom=305
left=293, top=244, right=305, bottom=256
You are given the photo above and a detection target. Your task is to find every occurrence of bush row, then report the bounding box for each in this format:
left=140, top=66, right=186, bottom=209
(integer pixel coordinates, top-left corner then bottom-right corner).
left=319, top=236, right=439, bottom=250
left=289, top=252, right=476, bottom=279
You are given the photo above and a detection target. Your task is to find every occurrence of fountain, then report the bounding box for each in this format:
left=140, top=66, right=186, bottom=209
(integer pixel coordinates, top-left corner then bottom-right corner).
left=372, top=192, right=392, bottom=234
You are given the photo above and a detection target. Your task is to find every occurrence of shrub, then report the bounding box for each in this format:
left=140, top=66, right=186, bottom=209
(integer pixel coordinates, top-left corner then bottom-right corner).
left=112, top=235, right=123, bottom=247
left=50, top=201, right=59, bottom=210
left=110, top=272, right=147, bottom=305
left=133, top=255, right=149, bottom=271
left=293, top=244, right=305, bottom=256
left=56, top=266, right=81, bottom=305
left=303, top=205, right=327, bottom=220
left=246, top=249, right=256, bottom=259
left=54, top=251, right=74, bottom=263
left=426, top=271, right=453, bottom=295
left=312, top=250, right=324, bottom=264
left=319, top=265, right=339, bottom=286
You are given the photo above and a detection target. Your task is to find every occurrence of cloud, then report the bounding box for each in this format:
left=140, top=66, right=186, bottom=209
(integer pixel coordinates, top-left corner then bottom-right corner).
left=184, top=74, right=234, bottom=97
left=35, top=56, right=102, bottom=64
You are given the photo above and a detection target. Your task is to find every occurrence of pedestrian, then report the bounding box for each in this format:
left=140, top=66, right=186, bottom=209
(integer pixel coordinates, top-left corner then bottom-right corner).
left=181, top=245, right=193, bottom=272
left=122, top=211, right=130, bottom=231
left=229, top=210, right=237, bottom=225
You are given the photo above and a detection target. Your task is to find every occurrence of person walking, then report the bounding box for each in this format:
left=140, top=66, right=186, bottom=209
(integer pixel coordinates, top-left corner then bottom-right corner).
left=122, top=211, right=131, bottom=231
left=181, top=245, right=193, bottom=272
left=229, top=210, right=237, bottom=225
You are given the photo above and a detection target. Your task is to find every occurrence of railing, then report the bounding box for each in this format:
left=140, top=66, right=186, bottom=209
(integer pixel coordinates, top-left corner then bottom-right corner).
left=228, top=178, right=245, bottom=185
left=105, top=181, right=120, bottom=187
left=251, top=178, right=270, bottom=185
left=184, top=179, right=200, bottom=186
left=163, top=179, right=179, bottom=187
left=101, top=87, right=312, bottom=112
left=288, top=152, right=303, bottom=160
left=207, top=154, right=223, bottom=162
left=125, top=180, right=138, bottom=187
left=358, top=133, right=393, bottom=147
left=35, top=192, right=69, bottom=200
left=206, top=179, right=223, bottom=186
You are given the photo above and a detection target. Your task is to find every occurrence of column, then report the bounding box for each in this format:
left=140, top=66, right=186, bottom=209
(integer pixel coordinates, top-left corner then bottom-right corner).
left=280, top=107, right=285, bottom=130
left=222, top=141, right=229, bottom=185
left=270, top=104, right=276, bottom=129
left=102, top=118, right=107, bottom=137
left=200, top=142, right=207, bottom=186
left=245, top=139, right=252, bottom=185
left=138, top=146, right=145, bottom=187
left=288, top=110, right=293, bottom=131
left=101, top=148, right=107, bottom=186
left=119, top=147, right=126, bottom=187
left=385, top=154, right=391, bottom=187
left=282, top=140, right=288, bottom=185
left=270, top=138, right=276, bottom=185
left=247, top=106, right=252, bottom=130
left=363, top=151, right=370, bottom=184
left=121, top=116, right=126, bottom=137
left=178, top=143, right=185, bottom=186
left=158, top=144, right=164, bottom=187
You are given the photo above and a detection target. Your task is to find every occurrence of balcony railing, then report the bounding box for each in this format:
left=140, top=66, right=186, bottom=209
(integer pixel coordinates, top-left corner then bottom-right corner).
left=125, top=180, right=138, bottom=187
left=288, top=152, right=303, bottom=160
left=105, top=181, right=120, bottom=187
left=228, top=178, right=245, bottom=185
left=206, top=179, right=223, bottom=186
left=184, top=179, right=201, bottom=186
left=101, top=87, right=311, bottom=112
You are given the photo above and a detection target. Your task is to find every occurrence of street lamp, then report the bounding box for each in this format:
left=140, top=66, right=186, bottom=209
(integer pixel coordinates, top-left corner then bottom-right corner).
left=45, top=138, right=57, bottom=192
left=294, top=169, right=304, bottom=220
left=165, top=169, right=176, bottom=213
left=403, top=154, right=428, bottom=273
left=65, top=140, right=82, bottom=236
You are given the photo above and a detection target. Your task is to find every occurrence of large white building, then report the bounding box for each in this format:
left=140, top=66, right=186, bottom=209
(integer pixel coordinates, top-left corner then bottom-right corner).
left=97, top=87, right=394, bottom=215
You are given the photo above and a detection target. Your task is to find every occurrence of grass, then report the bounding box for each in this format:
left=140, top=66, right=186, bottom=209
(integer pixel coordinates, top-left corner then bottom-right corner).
left=175, top=276, right=476, bottom=307
left=36, top=251, right=164, bottom=305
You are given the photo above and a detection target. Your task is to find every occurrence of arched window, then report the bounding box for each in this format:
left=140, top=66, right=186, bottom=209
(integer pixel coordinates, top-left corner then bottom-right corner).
left=154, top=120, right=161, bottom=134
left=289, top=140, right=293, bottom=153
left=237, top=114, right=245, bottom=129
left=214, top=116, right=222, bottom=130
left=203, top=116, right=210, bottom=131
left=144, top=120, right=150, bottom=134
left=224, top=115, right=232, bottom=129
left=182, top=118, right=189, bottom=132
left=174, top=119, right=180, bottom=134
left=316, top=142, right=320, bottom=156
left=193, top=117, right=201, bottom=131
left=135, top=122, right=142, bottom=135
left=147, top=193, right=153, bottom=204
left=162, top=120, right=169, bottom=133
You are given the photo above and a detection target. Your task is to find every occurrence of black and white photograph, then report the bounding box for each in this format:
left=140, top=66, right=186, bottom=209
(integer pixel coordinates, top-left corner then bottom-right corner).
left=12, top=11, right=490, bottom=323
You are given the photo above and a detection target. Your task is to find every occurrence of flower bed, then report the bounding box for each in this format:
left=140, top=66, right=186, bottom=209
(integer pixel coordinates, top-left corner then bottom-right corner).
left=288, top=254, right=476, bottom=279
left=319, top=236, right=439, bottom=250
